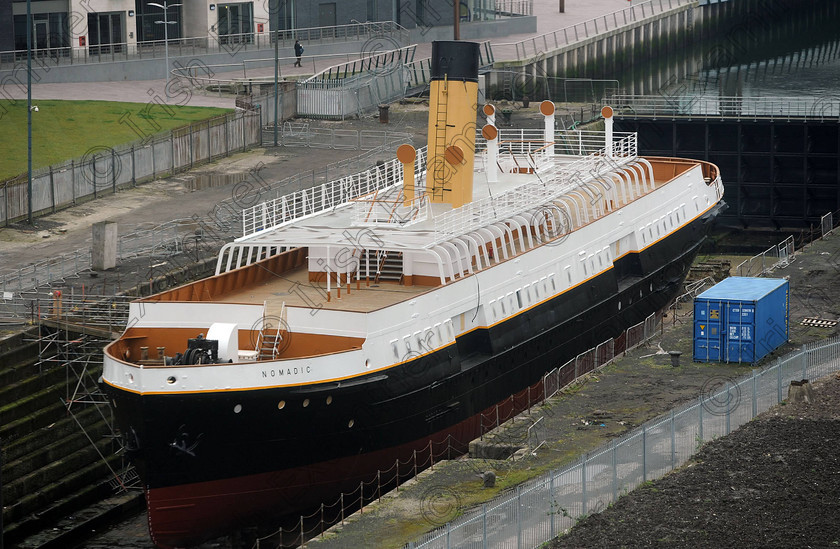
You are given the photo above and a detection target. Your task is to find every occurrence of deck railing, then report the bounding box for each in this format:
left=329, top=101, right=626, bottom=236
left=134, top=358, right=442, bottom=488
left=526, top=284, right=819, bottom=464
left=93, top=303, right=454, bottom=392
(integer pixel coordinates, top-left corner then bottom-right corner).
left=432, top=133, right=637, bottom=243
left=240, top=147, right=427, bottom=237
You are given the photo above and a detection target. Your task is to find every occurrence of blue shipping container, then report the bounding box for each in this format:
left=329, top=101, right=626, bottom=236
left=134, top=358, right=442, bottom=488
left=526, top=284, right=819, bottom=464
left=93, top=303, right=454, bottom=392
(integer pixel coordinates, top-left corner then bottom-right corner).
left=693, top=277, right=789, bottom=363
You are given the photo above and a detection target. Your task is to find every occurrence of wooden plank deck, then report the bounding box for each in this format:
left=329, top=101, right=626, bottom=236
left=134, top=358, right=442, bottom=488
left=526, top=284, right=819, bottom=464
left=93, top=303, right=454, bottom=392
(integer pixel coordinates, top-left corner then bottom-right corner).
left=217, top=265, right=431, bottom=313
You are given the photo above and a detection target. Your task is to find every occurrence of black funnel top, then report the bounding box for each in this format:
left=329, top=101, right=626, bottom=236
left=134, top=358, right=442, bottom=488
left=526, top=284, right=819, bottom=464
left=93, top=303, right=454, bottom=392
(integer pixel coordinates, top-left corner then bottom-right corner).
left=430, top=41, right=480, bottom=82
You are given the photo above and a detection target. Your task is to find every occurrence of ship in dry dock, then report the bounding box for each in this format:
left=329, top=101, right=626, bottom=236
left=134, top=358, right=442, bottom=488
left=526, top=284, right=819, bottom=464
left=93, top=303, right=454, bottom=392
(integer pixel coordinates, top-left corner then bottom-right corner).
left=101, top=40, right=725, bottom=548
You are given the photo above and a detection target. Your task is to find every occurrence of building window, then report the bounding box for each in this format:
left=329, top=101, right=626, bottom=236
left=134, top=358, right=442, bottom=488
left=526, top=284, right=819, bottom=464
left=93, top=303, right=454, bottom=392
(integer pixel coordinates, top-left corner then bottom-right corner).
left=87, top=12, right=125, bottom=55
left=136, top=0, right=183, bottom=43
left=217, top=2, right=254, bottom=45
left=14, top=12, right=70, bottom=53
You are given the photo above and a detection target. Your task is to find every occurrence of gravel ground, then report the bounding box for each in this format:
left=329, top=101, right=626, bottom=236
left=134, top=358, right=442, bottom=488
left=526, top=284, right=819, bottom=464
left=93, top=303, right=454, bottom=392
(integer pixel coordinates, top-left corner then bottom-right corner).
left=550, top=373, right=840, bottom=549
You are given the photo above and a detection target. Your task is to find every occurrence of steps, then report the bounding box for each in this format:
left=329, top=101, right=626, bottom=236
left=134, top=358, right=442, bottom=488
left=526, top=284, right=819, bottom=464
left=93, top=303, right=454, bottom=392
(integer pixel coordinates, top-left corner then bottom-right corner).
left=1, top=327, right=128, bottom=548
left=259, top=332, right=284, bottom=361
left=363, top=250, right=403, bottom=284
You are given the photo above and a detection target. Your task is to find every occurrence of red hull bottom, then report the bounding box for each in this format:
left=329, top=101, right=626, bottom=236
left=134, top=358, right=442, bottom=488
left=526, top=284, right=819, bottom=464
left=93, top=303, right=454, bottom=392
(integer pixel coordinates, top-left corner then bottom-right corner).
left=146, top=405, right=513, bottom=548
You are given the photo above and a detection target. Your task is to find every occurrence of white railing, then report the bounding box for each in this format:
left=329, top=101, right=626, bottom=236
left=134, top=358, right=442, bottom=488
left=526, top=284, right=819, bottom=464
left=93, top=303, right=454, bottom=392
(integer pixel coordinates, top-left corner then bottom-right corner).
left=736, top=235, right=796, bottom=277
left=607, top=94, right=840, bottom=121
left=820, top=210, right=840, bottom=239
left=240, top=147, right=427, bottom=237
left=432, top=133, right=637, bottom=243
left=495, top=0, right=693, bottom=60
left=476, top=129, right=637, bottom=158
left=307, top=45, right=416, bottom=81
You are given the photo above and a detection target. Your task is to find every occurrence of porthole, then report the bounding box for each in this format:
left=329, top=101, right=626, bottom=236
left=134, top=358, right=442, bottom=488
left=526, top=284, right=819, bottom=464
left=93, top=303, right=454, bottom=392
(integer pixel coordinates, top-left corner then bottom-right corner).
left=326, top=396, right=333, bottom=405
left=365, top=359, right=371, bottom=369
left=618, top=301, right=622, bottom=311
left=166, top=376, right=176, bottom=384
left=302, top=398, right=310, bottom=408
left=278, top=400, right=286, bottom=410
left=234, top=404, right=243, bottom=414
left=128, top=374, right=134, bottom=384
left=348, top=419, right=355, bottom=428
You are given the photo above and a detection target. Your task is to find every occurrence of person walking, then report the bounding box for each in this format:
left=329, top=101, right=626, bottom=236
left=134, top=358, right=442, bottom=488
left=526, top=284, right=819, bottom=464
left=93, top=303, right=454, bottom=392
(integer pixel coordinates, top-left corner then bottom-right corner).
left=294, top=40, right=303, bottom=67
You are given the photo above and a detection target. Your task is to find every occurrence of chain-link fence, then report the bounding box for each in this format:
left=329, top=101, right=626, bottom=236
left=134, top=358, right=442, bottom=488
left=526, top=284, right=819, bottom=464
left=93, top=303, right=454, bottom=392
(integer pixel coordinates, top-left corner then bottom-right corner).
left=409, top=334, right=840, bottom=549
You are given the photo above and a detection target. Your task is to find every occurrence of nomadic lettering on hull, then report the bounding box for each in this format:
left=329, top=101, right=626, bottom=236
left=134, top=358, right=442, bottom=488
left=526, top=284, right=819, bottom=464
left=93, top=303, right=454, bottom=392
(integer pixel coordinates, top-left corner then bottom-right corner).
left=262, top=366, right=313, bottom=378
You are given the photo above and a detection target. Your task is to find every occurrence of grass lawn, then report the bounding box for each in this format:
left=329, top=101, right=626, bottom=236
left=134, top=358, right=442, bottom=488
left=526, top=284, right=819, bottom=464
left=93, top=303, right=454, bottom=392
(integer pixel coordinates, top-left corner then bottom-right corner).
left=0, top=100, right=232, bottom=180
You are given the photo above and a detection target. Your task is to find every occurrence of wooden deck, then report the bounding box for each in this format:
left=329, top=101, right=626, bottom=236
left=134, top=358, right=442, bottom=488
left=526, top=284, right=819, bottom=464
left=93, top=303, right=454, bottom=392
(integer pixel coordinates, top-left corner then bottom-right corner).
left=217, top=264, right=431, bottom=313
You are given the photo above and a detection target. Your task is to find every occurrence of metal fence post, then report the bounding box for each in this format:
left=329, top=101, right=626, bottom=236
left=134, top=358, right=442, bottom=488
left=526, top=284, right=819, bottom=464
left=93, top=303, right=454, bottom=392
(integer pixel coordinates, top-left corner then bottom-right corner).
left=92, top=156, right=98, bottom=199
left=802, top=350, right=807, bottom=379
left=725, top=385, right=731, bottom=435
left=517, top=484, right=522, bottom=548
left=752, top=370, right=757, bottom=418
left=225, top=114, right=230, bottom=157
left=482, top=504, right=488, bottom=549
left=698, top=395, right=703, bottom=443
left=581, top=455, right=587, bottom=515
left=670, top=410, right=675, bottom=470
left=49, top=166, right=55, bottom=212
left=549, top=472, right=555, bottom=539
left=777, top=359, right=783, bottom=403
left=642, top=426, right=647, bottom=482
left=611, top=439, right=617, bottom=502
left=131, top=145, right=136, bottom=186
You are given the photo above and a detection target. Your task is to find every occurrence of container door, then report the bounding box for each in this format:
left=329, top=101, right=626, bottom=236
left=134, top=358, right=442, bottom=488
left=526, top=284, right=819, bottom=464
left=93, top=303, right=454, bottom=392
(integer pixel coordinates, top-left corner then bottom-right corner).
left=723, top=301, right=756, bottom=363
left=694, top=299, right=723, bottom=362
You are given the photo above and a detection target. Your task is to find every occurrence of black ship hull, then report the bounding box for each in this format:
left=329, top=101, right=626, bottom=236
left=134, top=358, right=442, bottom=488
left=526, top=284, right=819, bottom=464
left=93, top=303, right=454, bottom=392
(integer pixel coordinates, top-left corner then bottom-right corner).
left=102, top=202, right=722, bottom=548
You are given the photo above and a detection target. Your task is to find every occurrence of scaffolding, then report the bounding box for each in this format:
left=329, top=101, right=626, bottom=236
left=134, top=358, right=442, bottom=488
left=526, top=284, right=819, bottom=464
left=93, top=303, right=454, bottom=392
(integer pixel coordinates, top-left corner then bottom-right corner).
left=30, top=292, right=141, bottom=493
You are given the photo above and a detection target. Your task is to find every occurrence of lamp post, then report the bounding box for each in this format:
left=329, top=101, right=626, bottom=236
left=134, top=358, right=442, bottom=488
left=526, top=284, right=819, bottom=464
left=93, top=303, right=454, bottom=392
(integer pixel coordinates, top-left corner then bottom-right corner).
left=26, top=0, right=32, bottom=224
left=149, top=1, right=182, bottom=89
left=274, top=27, right=279, bottom=147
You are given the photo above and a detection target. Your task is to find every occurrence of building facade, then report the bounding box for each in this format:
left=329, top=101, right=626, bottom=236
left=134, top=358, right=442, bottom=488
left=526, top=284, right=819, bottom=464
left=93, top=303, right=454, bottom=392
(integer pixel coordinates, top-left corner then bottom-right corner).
left=3, top=0, right=501, bottom=55
left=5, top=0, right=272, bottom=55
left=269, top=0, right=498, bottom=31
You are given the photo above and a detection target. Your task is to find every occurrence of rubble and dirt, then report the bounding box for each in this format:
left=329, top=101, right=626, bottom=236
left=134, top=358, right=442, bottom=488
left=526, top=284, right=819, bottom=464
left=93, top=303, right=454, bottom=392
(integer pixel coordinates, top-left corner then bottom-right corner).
left=550, top=373, right=840, bottom=549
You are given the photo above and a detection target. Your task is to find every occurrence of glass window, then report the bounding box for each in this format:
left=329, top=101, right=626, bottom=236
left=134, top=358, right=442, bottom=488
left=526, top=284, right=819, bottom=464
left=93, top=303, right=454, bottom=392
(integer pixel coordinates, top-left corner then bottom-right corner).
left=217, top=2, right=254, bottom=45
